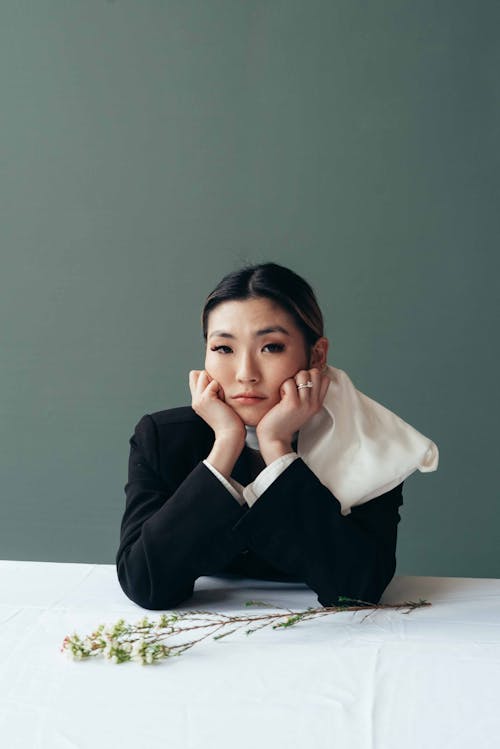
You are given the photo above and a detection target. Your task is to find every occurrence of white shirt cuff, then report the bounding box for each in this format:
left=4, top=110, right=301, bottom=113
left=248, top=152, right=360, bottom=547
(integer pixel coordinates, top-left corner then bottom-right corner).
left=203, top=460, right=247, bottom=506
left=243, top=452, right=299, bottom=507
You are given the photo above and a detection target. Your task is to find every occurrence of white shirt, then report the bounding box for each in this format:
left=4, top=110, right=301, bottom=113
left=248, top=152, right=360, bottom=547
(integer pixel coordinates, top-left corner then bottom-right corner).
left=203, top=426, right=299, bottom=508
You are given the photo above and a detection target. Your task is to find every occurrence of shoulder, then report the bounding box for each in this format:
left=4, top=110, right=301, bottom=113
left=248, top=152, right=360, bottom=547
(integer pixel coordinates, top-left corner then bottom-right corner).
left=127, top=406, right=215, bottom=480
left=130, top=406, right=214, bottom=470
left=133, top=406, right=213, bottom=441
left=149, top=405, right=206, bottom=427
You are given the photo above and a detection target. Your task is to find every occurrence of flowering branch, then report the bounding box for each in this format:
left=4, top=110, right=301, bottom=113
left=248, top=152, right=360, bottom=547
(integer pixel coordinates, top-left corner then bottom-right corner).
left=61, top=596, right=431, bottom=666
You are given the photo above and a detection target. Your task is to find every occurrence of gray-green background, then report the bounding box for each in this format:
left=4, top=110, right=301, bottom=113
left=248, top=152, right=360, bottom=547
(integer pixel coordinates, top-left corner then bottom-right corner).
left=1, top=1, right=498, bottom=576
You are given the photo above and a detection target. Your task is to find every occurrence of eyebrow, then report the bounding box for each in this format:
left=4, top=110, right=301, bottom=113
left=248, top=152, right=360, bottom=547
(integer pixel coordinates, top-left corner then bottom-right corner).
left=208, top=326, right=291, bottom=340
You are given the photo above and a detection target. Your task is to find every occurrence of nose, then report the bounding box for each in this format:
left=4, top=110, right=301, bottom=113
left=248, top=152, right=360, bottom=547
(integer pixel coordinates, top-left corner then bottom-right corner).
left=236, top=352, right=260, bottom=383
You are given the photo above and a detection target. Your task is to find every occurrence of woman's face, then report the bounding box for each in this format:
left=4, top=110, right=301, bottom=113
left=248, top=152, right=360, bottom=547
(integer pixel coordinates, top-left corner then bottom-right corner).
left=205, top=297, right=317, bottom=427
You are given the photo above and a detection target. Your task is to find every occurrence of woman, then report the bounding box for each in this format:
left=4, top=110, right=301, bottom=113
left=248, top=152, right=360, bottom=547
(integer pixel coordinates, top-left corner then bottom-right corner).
left=116, top=262, right=438, bottom=610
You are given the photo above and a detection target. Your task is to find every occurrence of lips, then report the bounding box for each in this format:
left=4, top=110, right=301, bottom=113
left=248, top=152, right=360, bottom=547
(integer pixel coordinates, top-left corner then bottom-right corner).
left=232, top=393, right=266, bottom=402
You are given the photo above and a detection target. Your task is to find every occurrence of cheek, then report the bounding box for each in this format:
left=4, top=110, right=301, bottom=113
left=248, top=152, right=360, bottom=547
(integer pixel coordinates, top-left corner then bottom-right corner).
left=266, top=376, right=287, bottom=404
left=269, top=360, right=300, bottom=387
left=204, top=356, right=215, bottom=376
left=205, top=353, right=227, bottom=380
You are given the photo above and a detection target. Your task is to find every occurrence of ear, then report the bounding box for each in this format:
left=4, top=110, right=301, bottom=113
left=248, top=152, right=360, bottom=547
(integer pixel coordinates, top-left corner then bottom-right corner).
left=309, top=337, right=329, bottom=371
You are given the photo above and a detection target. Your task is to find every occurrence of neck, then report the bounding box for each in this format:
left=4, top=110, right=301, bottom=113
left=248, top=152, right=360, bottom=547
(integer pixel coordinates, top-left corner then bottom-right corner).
left=244, top=425, right=260, bottom=451
left=244, top=425, right=299, bottom=452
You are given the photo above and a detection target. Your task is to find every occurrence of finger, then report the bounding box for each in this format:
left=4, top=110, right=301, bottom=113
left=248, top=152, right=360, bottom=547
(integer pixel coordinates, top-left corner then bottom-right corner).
left=304, top=369, right=328, bottom=409
left=196, top=370, right=210, bottom=394
left=189, top=369, right=201, bottom=384
left=295, top=369, right=314, bottom=400
left=189, top=370, right=201, bottom=397
left=319, top=373, right=330, bottom=403
left=281, top=377, right=300, bottom=404
left=205, top=378, right=220, bottom=398
left=308, top=368, right=322, bottom=404
left=294, top=369, right=310, bottom=386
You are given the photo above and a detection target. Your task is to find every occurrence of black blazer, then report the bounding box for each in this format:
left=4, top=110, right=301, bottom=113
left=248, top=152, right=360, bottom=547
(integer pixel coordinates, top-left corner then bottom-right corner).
left=116, top=406, right=404, bottom=610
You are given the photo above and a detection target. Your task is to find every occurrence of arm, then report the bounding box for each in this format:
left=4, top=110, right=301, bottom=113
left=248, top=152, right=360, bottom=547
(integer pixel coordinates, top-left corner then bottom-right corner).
left=231, top=457, right=404, bottom=606
left=116, top=414, right=248, bottom=610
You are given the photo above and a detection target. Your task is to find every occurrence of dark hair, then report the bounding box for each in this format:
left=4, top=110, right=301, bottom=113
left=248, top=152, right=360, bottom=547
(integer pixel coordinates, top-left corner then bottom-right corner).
left=201, top=262, right=324, bottom=351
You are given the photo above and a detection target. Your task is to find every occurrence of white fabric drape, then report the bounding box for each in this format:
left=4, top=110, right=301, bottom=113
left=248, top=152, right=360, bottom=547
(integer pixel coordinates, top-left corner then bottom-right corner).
left=297, top=365, right=439, bottom=514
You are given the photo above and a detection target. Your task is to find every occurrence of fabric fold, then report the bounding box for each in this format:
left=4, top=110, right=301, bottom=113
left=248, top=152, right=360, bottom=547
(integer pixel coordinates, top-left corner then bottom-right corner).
left=297, top=365, right=439, bottom=514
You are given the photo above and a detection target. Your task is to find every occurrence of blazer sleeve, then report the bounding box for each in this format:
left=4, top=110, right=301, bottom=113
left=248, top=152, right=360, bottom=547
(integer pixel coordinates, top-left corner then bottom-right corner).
left=116, top=414, right=248, bottom=610
left=231, top=457, right=404, bottom=607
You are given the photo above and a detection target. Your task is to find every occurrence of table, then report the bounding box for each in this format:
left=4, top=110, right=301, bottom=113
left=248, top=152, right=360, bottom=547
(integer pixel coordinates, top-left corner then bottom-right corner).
left=1, top=560, right=499, bottom=748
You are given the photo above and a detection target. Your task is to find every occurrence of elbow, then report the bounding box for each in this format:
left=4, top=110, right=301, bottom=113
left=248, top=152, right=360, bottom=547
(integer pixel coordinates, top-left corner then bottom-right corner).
left=353, top=549, right=398, bottom=606
left=359, top=551, right=398, bottom=606
left=314, top=548, right=397, bottom=608
left=123, top=589, right=191, bottom=611
left=361, top=546, right=397, bottom=604
left=116, top=547, right=194, bottom=611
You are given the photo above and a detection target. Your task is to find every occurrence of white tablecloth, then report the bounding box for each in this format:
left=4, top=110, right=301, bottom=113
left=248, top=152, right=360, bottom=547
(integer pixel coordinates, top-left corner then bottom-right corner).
left=1, top=561, right=499, bottom=749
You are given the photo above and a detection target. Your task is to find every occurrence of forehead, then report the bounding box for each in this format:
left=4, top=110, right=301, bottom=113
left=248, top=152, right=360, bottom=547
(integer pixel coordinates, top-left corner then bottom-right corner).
left=207, top=297, right=299, bottom=333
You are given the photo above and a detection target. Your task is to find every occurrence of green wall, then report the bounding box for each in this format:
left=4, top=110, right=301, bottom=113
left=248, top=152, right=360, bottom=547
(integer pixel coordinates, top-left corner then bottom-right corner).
left=1, top=1, right=498, bottom=577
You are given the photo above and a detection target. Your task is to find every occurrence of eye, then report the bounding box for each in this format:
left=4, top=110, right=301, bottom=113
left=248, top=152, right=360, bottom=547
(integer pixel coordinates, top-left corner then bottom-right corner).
left=210, top=345, right=232, bottom=354
left=262, top=343, right=285, bottom=353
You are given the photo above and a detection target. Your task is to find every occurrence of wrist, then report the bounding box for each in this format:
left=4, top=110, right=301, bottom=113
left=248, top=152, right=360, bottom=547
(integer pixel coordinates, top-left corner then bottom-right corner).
left=214, top=427, right=246, bottom=449
left=258, top=439, right=294, bottom=465
left=207, top=433, right=245, bottom=479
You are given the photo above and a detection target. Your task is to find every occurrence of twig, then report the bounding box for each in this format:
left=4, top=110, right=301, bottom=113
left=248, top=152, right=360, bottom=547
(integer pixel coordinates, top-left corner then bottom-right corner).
left=61, top=596, right=431, bottom=665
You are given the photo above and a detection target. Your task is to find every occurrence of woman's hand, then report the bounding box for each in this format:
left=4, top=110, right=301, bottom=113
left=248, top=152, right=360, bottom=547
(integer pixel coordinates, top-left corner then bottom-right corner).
left=256, top=368, right=330, bottom=464
left=189, top=370, right=246, bottom=444
left=189, top=370, right=246, bottom=479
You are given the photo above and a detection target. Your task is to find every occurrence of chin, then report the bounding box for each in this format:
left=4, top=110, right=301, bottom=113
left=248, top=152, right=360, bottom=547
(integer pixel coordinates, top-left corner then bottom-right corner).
left=243, top=416, right=260, bottom=428
left=237, top=404, right=274, bottom=428
left=232, top=410, right=257, bottom=427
